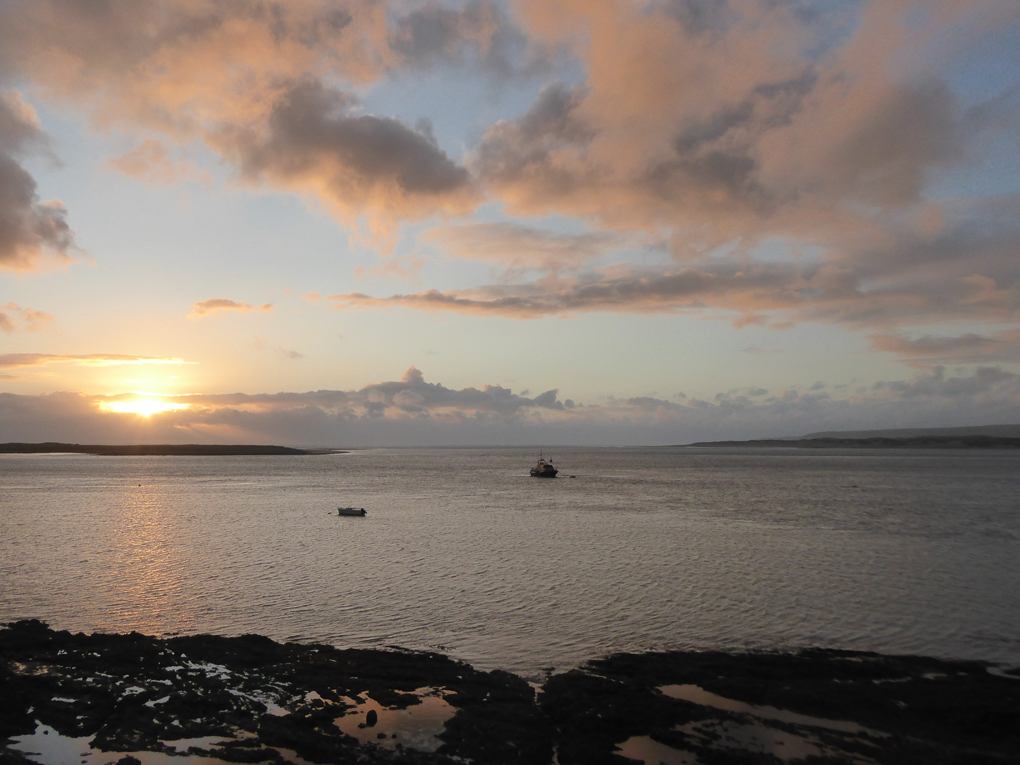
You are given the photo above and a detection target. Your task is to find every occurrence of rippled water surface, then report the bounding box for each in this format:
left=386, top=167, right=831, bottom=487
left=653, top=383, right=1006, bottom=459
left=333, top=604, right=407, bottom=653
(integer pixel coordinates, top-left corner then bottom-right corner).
left=2, top=447, right=1018, bottom=675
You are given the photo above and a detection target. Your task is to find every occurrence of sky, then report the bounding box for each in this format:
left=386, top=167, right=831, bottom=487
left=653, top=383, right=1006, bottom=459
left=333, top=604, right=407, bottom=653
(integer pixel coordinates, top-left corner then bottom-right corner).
left=1, top=0, right=1020, bottom=447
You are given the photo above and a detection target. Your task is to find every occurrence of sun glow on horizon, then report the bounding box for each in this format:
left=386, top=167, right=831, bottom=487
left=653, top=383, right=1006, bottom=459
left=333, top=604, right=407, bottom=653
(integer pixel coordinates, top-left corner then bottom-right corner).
left=100, top=397, right=191, bottom=417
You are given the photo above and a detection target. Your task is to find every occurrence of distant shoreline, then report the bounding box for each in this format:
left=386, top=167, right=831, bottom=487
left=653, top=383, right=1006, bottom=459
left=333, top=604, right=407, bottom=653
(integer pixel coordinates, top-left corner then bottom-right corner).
left=0, top=442, right=344, bottom=456
left=687, top=435, right=1020, bottom=449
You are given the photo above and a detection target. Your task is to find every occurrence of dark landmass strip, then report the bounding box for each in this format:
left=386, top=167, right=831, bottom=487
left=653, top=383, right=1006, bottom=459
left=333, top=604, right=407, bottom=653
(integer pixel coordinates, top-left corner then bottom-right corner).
left=688, top=435, right=1020, bottom=449
left=0, top=443, right=315, bottom=456
left=799, top=423, right=1020, bottom=440
left=2, top=622, right=1018, bottom=764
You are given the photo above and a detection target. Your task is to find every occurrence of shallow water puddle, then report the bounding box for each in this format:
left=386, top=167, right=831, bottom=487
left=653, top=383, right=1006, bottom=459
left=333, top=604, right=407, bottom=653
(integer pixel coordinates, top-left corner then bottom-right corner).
left=676, top=718, right=848, bottom=763
left=335, top=688, right=455, bottom=752
left=9, top=722, right=324, bottom=765
left=9, top=722, right=230, bottom=765
left=616, top=718, right=877, bottom=765
left=615, top=735, right=699, bottom=765
left=659, top=684, right=882, bottom=735
left=613, top=723, right=845, bottom=764
left=614, top=684, right=887, bottom=765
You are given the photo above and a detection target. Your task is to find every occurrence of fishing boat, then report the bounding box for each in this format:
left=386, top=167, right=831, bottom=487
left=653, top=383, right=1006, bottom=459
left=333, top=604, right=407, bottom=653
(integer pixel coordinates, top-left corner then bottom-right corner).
left=530, top=456, right=558, bottom=477
left=336, top=506, right=367, bottom=516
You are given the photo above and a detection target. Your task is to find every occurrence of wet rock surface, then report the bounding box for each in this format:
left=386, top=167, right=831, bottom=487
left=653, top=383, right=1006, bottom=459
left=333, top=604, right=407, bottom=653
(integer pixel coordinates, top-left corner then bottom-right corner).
left=2, top=621, right=1018, bottom=764
left=542, top=649, right=1020, bottom=764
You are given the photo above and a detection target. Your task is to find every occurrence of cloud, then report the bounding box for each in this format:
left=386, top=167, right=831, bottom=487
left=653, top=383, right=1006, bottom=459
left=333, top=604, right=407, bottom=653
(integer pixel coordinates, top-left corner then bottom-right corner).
left=0, top=1, right=390, bottom=134
left=0, top=353, right=188, bottom=369
left=871, top=329, right=1020, bottom=366
left=458, top=0, right=1020, bottom=340
left=0, top=0, right=1016, bottom=348
left=123, top=365, right=567, bottom=419
left=0, top=302, right=54, bottom=333
left=2, top=365, right=1019, bottom=446
left=486, top=1, right=1006, bottom=243
left=253, top=337, right=304, bottom=360
left=389, top=0, right=542, bottom=79
left=426, top=221, right=624, bottom=275
left=214, top=78, right=478, bottom=241
left=309, top=260, right=892, bottom=322
left=0, top=2, right=487, bottom=246
left=0, top=91, right=76, bottom=271
left=107, top=139, right=213, bottom=186
left=189, top=299, right=273, bottom=318
left=872, top=365, right=1019, bottom=400
left=324, top=187, right=1020, bottom=330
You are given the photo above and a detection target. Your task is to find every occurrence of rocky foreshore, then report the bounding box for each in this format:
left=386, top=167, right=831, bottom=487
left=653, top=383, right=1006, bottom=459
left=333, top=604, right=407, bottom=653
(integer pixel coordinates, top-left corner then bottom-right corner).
left=2, top=621, right=1018, bottom=764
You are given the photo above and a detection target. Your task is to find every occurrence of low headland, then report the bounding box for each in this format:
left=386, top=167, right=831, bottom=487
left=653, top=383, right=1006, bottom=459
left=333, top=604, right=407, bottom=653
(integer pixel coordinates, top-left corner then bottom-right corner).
left=0, top=443, right=342, bottom=456
left=688, top=423, right=1020, bottom=449
left=689, top=434, right=1020, bottom=449
left=2, top=621, right=1017, bottom=764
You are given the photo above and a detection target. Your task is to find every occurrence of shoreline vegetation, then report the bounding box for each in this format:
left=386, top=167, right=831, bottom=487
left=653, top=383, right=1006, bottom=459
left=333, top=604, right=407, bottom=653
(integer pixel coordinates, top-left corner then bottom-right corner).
left=0, top=443, right=345, bottom=456
left=1, top=622, right=1017, bottom=764
left=687, top=435, right=1020, bottom=449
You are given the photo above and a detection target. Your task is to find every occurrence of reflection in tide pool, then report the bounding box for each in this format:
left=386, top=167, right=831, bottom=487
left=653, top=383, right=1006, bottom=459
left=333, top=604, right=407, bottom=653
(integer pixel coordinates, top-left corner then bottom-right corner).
left=1, top=447, right=1019, bottom=675
left=335, top=690, right=454, bottom=751
left=616, top=684, right=889, bottom=764
left=658, top=685, right=880, bottom=735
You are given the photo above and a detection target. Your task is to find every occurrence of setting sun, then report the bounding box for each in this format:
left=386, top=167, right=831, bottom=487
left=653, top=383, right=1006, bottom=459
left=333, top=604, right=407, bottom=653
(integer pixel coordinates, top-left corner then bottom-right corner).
left=100, top=398, right=191, bottom=417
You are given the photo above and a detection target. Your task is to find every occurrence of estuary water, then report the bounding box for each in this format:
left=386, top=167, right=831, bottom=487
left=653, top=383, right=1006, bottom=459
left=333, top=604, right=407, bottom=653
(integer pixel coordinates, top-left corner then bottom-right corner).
left=1, top=447, right=1018, bottom=676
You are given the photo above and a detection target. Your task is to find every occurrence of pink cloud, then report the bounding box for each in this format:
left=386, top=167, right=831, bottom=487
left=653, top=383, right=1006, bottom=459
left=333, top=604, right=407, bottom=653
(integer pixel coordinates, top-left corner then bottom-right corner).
left=107, top=139, right=212, bottom=186
left=188, top=299, right=273, bottom=318
left=0, top=302, right=54, bottom=332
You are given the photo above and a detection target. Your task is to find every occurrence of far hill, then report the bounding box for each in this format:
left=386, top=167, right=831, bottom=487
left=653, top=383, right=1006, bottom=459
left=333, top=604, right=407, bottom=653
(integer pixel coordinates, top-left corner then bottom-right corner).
left=688, top=435, right=1020, bottom=449
left=796, top=424, right=1020, bottom=439
left=686, top=422, right=1020, bottom=449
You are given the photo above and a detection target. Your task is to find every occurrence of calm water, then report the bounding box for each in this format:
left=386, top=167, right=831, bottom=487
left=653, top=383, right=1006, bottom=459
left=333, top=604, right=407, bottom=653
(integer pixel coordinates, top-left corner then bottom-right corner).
left=1, top=447, right=1018, bottom=676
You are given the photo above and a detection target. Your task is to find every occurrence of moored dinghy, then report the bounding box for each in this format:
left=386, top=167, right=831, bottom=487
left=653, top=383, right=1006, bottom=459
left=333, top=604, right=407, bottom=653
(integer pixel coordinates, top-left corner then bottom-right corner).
left=337, top=506, right=367, bottom=516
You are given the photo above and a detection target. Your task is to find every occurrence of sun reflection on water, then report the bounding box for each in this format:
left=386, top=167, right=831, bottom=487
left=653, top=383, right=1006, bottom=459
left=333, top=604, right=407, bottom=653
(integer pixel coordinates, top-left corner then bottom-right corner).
left=104, top=481, right=189, bottom=635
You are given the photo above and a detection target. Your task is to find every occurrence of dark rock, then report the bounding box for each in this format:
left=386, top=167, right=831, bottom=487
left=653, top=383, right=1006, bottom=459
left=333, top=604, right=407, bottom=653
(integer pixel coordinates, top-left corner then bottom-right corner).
left=0, top=665, right=35, bottom=740
left=3, top=621, right=1017, bottom=765
left=542, top=649, right=1020, bottom=765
